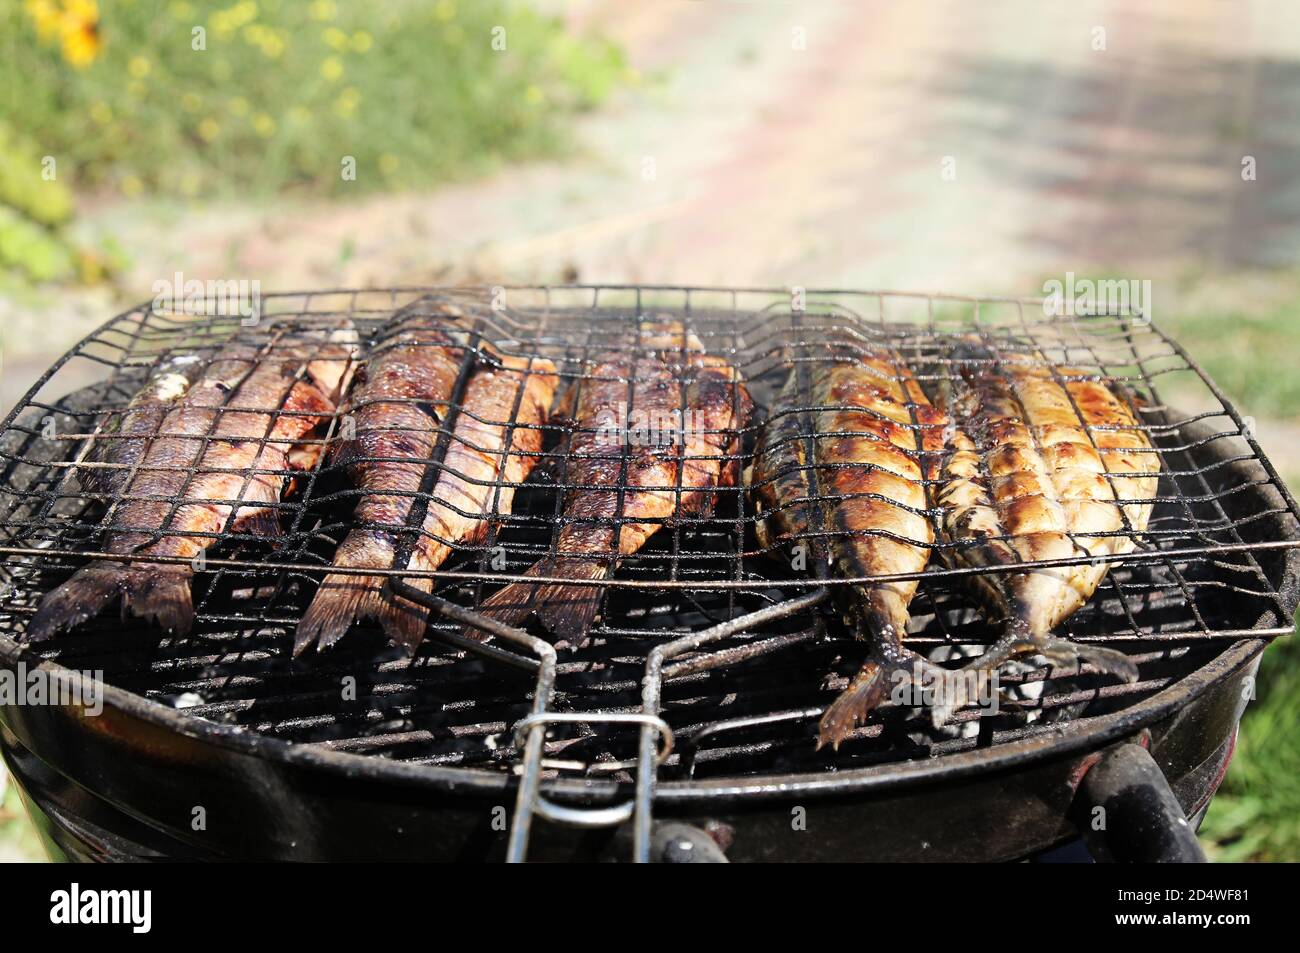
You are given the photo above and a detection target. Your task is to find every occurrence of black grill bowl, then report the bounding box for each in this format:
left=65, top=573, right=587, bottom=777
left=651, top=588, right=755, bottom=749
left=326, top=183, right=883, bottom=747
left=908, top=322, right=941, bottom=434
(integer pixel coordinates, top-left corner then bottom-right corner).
left=2, top=422, right=1295, bottom=862
left=2, top=288, right=1298, bottom=862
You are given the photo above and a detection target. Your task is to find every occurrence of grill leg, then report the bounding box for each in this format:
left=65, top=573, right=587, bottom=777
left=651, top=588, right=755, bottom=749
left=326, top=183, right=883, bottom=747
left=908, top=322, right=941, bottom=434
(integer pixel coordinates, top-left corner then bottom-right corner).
left=1073, top=743, right=1207, bottom=863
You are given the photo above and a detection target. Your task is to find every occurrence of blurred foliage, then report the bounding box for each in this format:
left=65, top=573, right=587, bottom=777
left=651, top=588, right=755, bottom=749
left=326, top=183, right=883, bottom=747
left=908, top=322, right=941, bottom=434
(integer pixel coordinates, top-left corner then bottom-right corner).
left=4, top=0, right=627, bottom=201
left=1200, top=632, right=1300, bottom=861
left=0, top=118, right=93, bottom=284
left=1159, top=301, right=1300, bottom=419
left=0, top=764, right=44, bottom=861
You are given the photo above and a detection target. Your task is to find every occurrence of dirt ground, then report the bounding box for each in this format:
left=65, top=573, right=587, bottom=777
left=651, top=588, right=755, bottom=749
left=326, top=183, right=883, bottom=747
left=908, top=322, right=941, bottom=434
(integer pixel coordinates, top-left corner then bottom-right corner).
left=5, top=1, right=1300, bottom=394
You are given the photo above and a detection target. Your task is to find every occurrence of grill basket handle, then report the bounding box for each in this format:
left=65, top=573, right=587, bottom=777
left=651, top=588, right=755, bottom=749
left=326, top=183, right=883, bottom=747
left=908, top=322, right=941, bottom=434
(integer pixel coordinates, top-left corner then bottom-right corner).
left=1073, top=743, right=1207, bottom=863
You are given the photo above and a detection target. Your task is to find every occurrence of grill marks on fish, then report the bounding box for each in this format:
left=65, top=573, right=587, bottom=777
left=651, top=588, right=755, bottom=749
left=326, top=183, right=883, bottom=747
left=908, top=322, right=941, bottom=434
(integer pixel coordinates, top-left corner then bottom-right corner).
left=753, top=351, right=959, bottom=749
left=25, top=326, right=359, bottom=641
left=295, top=314, right=558, bottom=654
left=77, top=354, right=208, bottom=498
left=936, top=347, right=1159, bottom=681
left=472, top=324, right=752, bottom=646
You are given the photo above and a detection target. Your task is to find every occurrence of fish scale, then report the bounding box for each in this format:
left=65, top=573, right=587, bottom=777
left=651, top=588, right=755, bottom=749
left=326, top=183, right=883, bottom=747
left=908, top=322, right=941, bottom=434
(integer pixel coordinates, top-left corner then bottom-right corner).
left=24, top=324, right=359, bottom=641
left=472, top=322, right=752, bottom=646
left=295, top=307, right=558, bottom=654
left=936, top=345, right=1161, bottom=679
left=752, top=348, right=964, bottom=749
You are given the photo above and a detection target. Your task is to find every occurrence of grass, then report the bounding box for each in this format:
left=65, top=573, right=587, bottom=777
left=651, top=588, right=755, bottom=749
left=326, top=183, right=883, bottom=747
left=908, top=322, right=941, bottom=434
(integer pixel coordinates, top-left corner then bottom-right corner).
left=1200, top=633, right=1300, bottom=861
left=0, top=0, right=627, bottom=286
left=1142, top=270, right=1300, bottom=862
left=0, top=765, right=44, bottom=862
left=4, top=0, right=625, bottom=200
left=1157, top=293, right=1300, bottom=420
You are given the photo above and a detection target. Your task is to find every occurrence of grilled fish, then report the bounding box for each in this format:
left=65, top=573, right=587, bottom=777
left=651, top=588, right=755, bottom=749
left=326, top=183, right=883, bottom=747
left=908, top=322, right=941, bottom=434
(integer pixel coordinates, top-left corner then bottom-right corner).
left=752, top=349, right=961, bottom=749
left=76, top=352, right=209, bottom=497
left=934, top=343, right=1159, bottom=681
left=472, top=322, right=752, bottom=645
left=295, top=312, right=558, bottom=654
left=25, top=323, right=360, bottom=641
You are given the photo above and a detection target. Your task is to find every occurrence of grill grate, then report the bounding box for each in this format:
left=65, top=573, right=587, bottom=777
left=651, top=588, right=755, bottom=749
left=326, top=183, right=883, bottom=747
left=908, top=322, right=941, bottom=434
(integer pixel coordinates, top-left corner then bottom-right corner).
left=1, top=286, right=1297, bottom=802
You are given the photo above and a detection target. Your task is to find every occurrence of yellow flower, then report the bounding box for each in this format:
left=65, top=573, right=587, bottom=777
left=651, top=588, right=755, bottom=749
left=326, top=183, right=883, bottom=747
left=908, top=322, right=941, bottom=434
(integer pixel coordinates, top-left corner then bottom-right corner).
left=351, top=30, right=372, bottom=53
left=244, top=23, right=283, bottom=58
left=182, top=92, right=202, bottom=111
left=128, top=55, right=151, bottom=78
left=62, top=28, right=100, bottom=68
left=434, top=0, right=456, bottom=22
left=121, top=175, right=143, bottom=197
left=334, top=86, right=360, bottom=118
left=320, top=56, right=343, bottom=81
left=169, top=1, right=193, bottom=20
left=25, top=0, right=62, bottom=41
left=212, top=1, right=257, bottom=37
left=197, top=118, right=220, bottom=142
left=228, top=96, right=250, bottom=116
left=89, top=101, right=113, bottom=124
left=309, top=0, right=335, bottom=22
left=252, top=113, right=276, bottom=138
left=378, top=154, right=398, bottom=176
left=525, top=84, right=544, bottom=106
left=323, top=27, right=347, bottom=51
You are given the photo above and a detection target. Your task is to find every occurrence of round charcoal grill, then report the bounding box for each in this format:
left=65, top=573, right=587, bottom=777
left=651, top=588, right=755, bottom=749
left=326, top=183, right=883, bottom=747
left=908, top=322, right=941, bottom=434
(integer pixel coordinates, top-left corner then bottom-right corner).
left=1, top=286, right=1297, bottom=863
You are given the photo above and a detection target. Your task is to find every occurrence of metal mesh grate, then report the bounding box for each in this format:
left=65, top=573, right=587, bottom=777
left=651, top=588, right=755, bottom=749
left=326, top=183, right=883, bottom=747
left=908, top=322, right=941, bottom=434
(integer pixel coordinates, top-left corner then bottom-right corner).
left=1, top=286, right=1297, bottom=784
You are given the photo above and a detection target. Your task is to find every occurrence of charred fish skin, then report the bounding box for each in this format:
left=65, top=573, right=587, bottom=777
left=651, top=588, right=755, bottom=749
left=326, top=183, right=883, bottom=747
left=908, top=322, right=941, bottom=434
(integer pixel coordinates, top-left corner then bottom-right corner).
left=78, top=353, right=208, bottom=498
left=295, top=316, right=558, bottom=655
left=24, top=324, right=359, bottom=642
left=473, top=324, right=752, bottom=646
left=752, top=349, right=959, bottom=749
left=936, top=343, right=1159, bottom=681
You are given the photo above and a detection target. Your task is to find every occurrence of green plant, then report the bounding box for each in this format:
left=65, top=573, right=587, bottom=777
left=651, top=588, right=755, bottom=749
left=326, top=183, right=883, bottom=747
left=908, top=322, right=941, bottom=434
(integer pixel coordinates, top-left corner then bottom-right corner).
left=4, top=0, right=627, bottom=200
left=1200, top=632, right=1300, bottom=861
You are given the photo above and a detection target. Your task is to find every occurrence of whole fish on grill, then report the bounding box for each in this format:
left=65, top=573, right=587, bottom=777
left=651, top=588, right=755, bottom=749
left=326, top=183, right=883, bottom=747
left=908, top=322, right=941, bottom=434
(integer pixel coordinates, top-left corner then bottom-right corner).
left=76, top=352, right=209, bottom=497
left=24, top=323, right=359, bottom=641
left=933, top=342, right=1159, bottom=681
left=752, top=348, right=967, bottom=750
left=295, top=311, right=558, bottom=654
left=471, top=322, right=753, bottom=646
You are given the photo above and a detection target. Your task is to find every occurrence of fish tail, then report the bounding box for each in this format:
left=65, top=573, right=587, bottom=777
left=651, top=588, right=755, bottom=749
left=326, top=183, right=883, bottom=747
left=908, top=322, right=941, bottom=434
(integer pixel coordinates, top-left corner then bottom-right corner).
left=819, top=586, right=982, bottom=749
left=25, top=560, right=194, bottom=641
left=470, top=557, right=610, bottom=646
left=967, top=620, right=1139, bottom=684
left=818, top=648, right=985, bottom=750
left=295, top=535, right=432, bottom=655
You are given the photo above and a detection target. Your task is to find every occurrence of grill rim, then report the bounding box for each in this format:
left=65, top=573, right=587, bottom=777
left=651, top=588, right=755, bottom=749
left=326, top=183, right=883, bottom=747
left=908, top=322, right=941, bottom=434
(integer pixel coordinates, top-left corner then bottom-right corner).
left=3, top=284, right=1299, bottom=807
left=0, top=631, right=1278, bottom=803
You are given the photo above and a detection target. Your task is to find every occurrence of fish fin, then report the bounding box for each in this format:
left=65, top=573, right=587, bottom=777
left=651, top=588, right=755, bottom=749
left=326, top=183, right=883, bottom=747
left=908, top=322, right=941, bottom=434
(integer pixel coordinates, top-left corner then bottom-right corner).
left=817, top=652, right=978, bottom=750
left=818, top=660, right=890, bottom=750
left=969, top=630, right=1140, bottom=684
left=122, top=563, right=196, bottom=635
left=296, top=571, right=431, bottom=656
left=25, top=563, right=128, bottom=641
left=25, top=561, right=195, bottom=641
left=533, top=558, right=610, bottom=645
left=231, top=507, right=283, bottom=539
left=469, top=557, right=610, bottom=646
